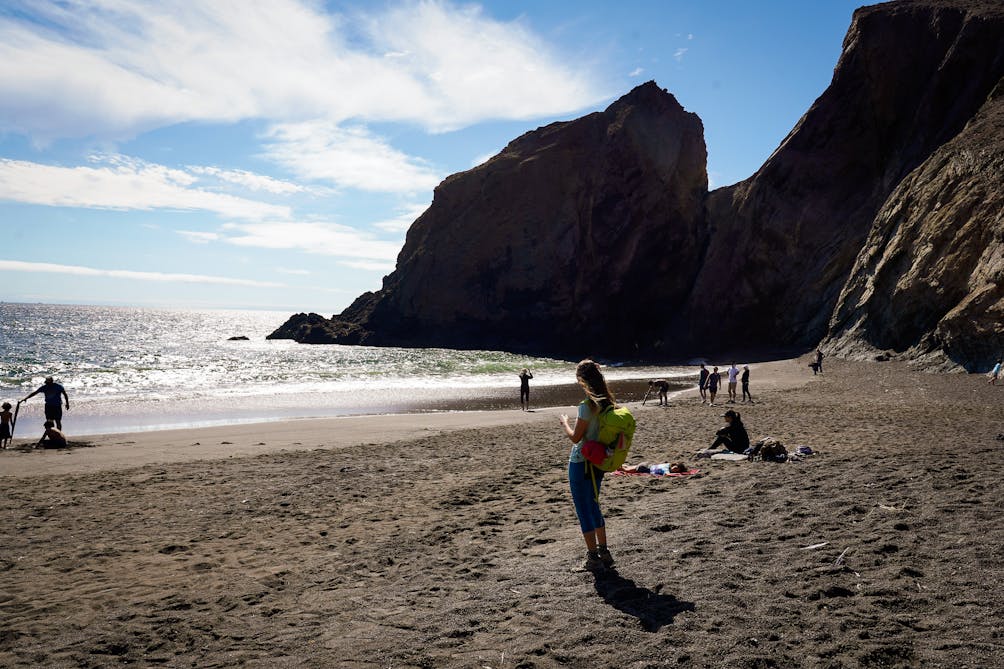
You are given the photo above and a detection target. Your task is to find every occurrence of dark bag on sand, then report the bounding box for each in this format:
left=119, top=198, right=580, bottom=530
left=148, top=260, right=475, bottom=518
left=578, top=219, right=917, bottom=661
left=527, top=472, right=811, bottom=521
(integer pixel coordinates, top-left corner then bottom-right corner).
left=749, top=437, right=788, bottom=462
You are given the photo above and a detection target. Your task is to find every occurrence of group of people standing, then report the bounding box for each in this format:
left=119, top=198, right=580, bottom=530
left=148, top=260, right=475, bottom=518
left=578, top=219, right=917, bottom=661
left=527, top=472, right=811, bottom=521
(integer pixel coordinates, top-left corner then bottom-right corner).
left=697, top=363, right=752, bottom=406
left=0, top=376, right=70, bottom=449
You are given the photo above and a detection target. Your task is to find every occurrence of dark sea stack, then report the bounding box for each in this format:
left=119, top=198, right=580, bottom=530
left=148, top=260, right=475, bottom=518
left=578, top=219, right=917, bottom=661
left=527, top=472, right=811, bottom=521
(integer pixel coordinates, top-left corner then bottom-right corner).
left=266, top=313, right=340, bottom=344
left=283, top=81, right=709, bottom=358
left=825, top=88, right=1004, bottom=371
left=677, top=0, right=1004, bottom=356
left=227, top=335, right=250, bottom=341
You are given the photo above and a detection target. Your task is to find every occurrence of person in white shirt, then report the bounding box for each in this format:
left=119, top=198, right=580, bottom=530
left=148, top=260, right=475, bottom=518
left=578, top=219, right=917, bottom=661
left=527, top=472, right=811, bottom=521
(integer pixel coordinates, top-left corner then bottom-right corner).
left=727, top=363, right=740, bottom=403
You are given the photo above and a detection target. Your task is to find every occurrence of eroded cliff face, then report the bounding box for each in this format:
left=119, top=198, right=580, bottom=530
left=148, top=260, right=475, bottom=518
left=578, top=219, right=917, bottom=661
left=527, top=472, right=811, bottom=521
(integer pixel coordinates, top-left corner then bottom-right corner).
left=271, top=0, right=1004, bottom=370
left=825, top=88, right=1004, bottom=370
left=275, top=82, right=709, bottom=358
left=677, top=0, right=1004, bottom=355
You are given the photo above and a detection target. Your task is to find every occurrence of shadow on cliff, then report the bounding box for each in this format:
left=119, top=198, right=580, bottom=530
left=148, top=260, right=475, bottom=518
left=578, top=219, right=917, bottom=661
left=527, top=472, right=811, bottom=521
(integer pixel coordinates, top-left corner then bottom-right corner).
left=593, top=569, right=695, bottom=632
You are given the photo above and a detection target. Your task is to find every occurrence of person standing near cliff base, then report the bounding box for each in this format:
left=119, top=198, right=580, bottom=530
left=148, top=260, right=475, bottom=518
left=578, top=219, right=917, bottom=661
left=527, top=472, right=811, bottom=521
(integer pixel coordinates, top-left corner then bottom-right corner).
left=989, top=359, right=1002, bottom=386
left=698, top=364, right=709, bottom=404
left=559, top=360, right=617, bottom=571
left=815, top=349, right=824, bottom=374
left=23, top=377, right=69, bottom=431
left=741, top=365, right=753, bottom=403
left=727, top=362, right=740, bottom=403
left=519, top=368, right=533, bottom=411
left=707, top=366, right=721, bottom=406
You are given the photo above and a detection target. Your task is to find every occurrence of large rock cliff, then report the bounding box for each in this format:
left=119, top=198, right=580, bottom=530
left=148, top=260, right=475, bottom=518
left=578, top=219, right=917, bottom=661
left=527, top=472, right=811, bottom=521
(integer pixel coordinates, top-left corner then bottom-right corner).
left=676, top=0, right=1004, bottom=357
left=271, top=0, right=1004, bottom=370
left=825, top=87, right=1004, bottom=370
left=273, top=82, right=710, bottom=358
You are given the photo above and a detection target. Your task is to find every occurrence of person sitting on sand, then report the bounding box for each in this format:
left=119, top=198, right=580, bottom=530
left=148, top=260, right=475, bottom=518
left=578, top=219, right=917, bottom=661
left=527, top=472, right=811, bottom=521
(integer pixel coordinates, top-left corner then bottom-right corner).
left=559, top=359, right=617, bottom=571
left=697, top=409, right=749, bottom=458
left=698, top=364, right=709, bottom=404
left=36, top=420, right=67, bottom=449
left=23, top=376, right=70, bottom=431
left=646, top=379, right=670, bottom=406
left=519, top=368, right=534, bottom=411
left=989, top=359, right=1001, bottom=386
left=1, top=402, right=13, bottom=449
left=707, top=366, right=721, bottom=406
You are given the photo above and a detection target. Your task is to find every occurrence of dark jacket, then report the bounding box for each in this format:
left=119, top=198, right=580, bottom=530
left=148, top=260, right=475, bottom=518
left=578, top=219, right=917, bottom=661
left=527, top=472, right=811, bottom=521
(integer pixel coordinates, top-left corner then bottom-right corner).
left=716, top=420, right=750, bottom=453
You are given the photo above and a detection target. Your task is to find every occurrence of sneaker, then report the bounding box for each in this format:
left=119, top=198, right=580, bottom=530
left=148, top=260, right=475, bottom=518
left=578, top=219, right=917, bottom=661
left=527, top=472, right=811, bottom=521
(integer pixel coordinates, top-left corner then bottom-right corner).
left=597, top=546, right=615, bottom=567
left=584, top=551, right=604, bottom=571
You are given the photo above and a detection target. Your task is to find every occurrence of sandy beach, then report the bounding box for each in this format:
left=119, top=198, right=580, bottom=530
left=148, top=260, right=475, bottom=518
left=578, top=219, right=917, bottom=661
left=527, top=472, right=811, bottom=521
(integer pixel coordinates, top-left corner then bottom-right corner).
left=2, top=356, right=1002, bottom=667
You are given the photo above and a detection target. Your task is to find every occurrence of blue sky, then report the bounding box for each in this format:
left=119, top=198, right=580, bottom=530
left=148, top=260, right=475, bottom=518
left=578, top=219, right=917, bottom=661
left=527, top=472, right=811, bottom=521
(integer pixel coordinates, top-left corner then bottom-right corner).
left=0, top=0, right=863, bottom=312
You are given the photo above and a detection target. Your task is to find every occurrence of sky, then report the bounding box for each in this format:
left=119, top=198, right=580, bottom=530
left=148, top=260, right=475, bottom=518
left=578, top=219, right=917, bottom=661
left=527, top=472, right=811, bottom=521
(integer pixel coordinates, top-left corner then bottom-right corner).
left=0, top=0, right=865, bottom=313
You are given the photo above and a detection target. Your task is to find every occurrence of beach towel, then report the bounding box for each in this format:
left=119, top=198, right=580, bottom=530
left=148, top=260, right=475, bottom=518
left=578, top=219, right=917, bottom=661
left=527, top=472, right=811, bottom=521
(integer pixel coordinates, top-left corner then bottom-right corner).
left=710, top=452, right=747, bottom=461
left=613, top=468, right=700, bottom=478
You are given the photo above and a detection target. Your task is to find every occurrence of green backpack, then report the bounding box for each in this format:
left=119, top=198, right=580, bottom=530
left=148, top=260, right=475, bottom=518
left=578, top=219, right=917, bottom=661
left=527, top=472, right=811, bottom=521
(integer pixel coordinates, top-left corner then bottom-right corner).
left=581, top=404, right=637, bottom=472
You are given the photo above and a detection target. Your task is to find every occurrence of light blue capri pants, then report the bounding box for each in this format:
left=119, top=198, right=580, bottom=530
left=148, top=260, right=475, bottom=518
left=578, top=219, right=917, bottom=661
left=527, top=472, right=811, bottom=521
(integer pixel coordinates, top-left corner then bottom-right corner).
left=568, top=460, right=605, bottom=533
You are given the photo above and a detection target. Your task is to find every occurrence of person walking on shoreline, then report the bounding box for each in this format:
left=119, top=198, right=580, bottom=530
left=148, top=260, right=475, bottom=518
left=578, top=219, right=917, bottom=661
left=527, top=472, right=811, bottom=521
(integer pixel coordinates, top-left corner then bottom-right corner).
left=519, top=368, right=534, bottom=411
left=989, top=359, right=1002, bottom=386
left=741, top=365, right=753, bottom=403
left=559, top=360, right=617, bottom=571
left=23, top=377, right=69, bottom=431
left=698, top=364, right=709, bottom=404
left=727, top=362, right=740, bottom=403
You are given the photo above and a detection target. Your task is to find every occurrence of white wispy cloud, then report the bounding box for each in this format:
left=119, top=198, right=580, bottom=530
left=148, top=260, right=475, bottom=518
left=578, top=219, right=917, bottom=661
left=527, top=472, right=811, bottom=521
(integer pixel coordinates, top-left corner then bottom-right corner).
left=220, top=222, right=402, bottom=262
left=0, top=156, right=289, bottom=219
left=371, top=202, right=431, bottom=233
left=628, top=67, right=644, bottom=77
left=186, top=166, right=306, bottom=195
left=674, top=47, right=688, bottom=62
left=263, top=122, right=441, bottom=193
left=0, top=260, right=283, bottom=287
left=0, top=0, right=604, bottom=140
left=177, top=230, right=221, bottom=243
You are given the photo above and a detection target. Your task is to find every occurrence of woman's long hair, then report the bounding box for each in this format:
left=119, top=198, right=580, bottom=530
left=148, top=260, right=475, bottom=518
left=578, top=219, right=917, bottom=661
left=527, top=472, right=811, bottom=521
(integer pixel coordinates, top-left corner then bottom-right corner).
left=576, top=359, right=616, bottom=411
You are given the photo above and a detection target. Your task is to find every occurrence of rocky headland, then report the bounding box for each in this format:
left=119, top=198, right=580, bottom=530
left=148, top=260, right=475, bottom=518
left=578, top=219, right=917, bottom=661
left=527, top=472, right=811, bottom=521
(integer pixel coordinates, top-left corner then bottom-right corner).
left=271, top=0, right=1004, bottom=371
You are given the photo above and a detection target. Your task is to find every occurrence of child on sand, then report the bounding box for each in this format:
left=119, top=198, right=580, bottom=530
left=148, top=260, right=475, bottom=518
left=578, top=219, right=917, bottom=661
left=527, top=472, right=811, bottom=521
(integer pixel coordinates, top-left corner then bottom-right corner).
left=1, top=402, right=12, bottom=449
left=559, top=360, right=617, bottom=571
left=37, top=420, right=67, bottom=449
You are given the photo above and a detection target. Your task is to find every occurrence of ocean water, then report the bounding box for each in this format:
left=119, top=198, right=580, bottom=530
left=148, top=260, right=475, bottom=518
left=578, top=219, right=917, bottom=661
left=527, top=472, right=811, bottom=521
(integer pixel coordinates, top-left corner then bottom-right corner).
left=0, top=303, right=696, bottom=435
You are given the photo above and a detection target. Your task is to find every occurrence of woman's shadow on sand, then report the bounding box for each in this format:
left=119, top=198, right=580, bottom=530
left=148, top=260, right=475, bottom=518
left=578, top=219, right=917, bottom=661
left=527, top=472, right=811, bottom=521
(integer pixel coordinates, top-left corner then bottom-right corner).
left=593, top=569, right=695, bottom=632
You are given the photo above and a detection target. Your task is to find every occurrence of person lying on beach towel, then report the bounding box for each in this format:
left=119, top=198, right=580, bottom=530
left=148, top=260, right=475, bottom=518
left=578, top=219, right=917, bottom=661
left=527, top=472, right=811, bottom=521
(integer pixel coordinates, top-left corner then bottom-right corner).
left=616, top=462, right=699, bottom=477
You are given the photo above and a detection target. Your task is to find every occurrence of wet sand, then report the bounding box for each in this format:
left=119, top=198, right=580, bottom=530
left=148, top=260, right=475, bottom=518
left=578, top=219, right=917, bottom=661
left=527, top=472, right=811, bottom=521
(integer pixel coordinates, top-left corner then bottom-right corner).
left=1, top=357, right=1002, bottom=667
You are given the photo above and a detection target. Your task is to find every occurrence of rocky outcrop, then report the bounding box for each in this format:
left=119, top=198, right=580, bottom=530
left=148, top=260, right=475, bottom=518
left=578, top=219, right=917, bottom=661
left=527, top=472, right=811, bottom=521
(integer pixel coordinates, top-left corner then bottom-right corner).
left=825, top=87, right=1004, bottom=371
left=676, top=0, right=1004, bottom=356
left=272, top=82, right=709, bottom=358
left=271, top=0, right=1004, bottom=370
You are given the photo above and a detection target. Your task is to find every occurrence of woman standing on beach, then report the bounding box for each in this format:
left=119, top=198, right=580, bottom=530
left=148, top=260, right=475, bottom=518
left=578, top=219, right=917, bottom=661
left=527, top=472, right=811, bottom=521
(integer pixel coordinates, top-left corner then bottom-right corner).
left=559, top=360, right=616, bottom=571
